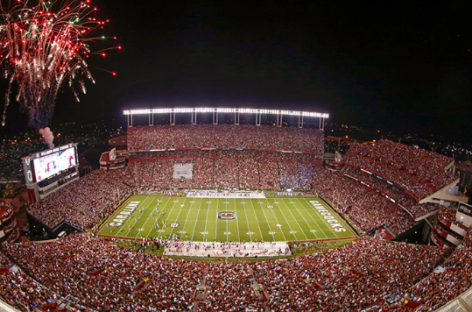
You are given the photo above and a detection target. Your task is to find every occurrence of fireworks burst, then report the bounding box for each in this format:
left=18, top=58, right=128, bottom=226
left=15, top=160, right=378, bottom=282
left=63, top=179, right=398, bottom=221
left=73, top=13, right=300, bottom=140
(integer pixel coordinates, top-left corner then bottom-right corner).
left=0, top=0, right=120, bottom=129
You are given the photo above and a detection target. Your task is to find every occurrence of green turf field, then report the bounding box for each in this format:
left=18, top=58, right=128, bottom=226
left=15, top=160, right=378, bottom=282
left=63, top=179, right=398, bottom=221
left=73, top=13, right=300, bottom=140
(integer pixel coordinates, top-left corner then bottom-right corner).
left=98, top=195, right=357, bottom=242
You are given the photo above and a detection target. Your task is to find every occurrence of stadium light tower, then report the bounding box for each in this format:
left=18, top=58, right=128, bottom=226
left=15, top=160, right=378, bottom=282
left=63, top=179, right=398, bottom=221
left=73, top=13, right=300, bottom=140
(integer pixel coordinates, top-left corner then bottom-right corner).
left=123, top=108, right=329, bottom=129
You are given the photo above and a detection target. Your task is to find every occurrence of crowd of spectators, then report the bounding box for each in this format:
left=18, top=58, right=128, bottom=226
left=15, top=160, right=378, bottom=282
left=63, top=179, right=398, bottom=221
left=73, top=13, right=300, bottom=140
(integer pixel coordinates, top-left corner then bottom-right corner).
left=256, top=236, right=448, bottom=311
left=27, top=146, right=437, bottom=237
left=312, top=168, right=417, bottom=235
left=193, top=156, right=215, bottom=188
left=27, top=168, right=136, bottom=229
left=343, top=154, right=433, bottom=200
left=394, top=230, right=472, bottom=311
left=238, top=152, right=260, bottom=189
left=130, top=150, right=320, bottom=192
left=259, top=153, right=281, bottom=189
left=345, top=140, right=457, bottom=200
left=26, top=138, right=459, bottom=242
left=0, top=234, right=455, bottom=311
left=172, top=125, right=195, bottom=149
left=26, top=150, right=322, bottom=230
left=341, top=164, right=438, bottom=218
left=201, top=262, right=264, bottom=311
left=1, top=235, right=205, bottom=311
left=435, top=222, right=464, bottom=243
left=0, top=253, right=75, bottom=312
left=214, top=152, right=239, bottom=188
left=127, top=124, right=325, bottom=153
left=437, top=205, right=469, bottom=233
left=215, top=124, right=235, bottom=149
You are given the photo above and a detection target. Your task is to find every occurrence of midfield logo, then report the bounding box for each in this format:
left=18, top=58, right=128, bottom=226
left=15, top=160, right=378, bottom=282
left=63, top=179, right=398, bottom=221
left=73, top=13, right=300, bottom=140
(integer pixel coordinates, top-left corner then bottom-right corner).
left=218, top=211, right=236, bottom=220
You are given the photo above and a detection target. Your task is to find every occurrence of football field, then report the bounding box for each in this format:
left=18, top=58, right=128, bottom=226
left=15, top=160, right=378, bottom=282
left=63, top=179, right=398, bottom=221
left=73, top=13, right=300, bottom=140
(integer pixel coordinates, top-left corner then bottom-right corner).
left=98, top=195, right=357, bottom=242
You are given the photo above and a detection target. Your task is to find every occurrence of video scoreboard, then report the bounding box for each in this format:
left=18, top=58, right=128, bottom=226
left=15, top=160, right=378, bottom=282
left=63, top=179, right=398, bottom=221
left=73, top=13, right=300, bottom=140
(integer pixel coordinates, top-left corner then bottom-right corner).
left=22, top=143, right=79, bottom=203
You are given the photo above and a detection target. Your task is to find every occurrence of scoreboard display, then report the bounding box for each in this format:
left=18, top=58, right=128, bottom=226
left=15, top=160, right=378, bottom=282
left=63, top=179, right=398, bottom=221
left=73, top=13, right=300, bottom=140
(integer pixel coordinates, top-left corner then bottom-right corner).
left=22, top=143, right=78, bottom=185
left=33, top=147, right=76, bottom=182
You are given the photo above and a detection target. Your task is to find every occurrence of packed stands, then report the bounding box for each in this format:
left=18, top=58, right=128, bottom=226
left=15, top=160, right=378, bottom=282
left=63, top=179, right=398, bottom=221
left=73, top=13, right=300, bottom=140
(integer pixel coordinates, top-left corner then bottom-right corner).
left=235, top=125, right=259, bottom=150
left=26, top=145, right=445, bottom=237
left=0, top=253, right=75, bottom=312
left=193, top=124, right=215, bottom=148
left=394, top=230, right=472, bottom=311
left=341, top=164, right=438, bottom=218
left=311, top=168, right=417, bottom=235
left=127, top=124, right=325, bottom=153
left=25, top=132, right=462, bottom=252
left=214, top=152, right=239, bottom=188
left=215, top=124, right=236, bottom=149
left=27, top=168, right=136, bottom=230
left=344, top=140, right=457, bottom=200
left=0, top=234, right=454, bottom=312
left=6, top=129, right=471, bottom=311
left=438, top=205, right=469, bottom=233
left=172, top=124, right=194, bottom=149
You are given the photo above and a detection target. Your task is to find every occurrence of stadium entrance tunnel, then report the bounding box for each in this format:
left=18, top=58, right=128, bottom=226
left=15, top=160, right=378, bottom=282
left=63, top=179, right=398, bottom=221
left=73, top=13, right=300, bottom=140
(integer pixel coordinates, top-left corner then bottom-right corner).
left=26, top=211, right=83, bottom=241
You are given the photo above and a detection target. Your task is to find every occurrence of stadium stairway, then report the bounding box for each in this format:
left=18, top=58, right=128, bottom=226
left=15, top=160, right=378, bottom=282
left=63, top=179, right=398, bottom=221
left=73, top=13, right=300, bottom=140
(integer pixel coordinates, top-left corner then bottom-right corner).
left=36, top=302, right=68, bottom=312
left=191, top=266, right=209, bottom=312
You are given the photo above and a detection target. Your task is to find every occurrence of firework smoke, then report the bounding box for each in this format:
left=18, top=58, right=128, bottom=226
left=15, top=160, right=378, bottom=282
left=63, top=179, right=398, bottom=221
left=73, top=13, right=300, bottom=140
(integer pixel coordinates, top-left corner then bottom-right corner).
left=0, top=0, right=120, bottom=129
left=39, top=127, right=54, bottom=149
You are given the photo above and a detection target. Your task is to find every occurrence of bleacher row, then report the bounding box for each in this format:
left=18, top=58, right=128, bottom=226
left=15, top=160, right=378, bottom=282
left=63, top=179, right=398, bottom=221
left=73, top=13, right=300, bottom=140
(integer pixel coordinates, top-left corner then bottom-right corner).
left=129, top=150, right=320, bottom=190
left=0, top=252, right=74, bottom=312
left=127, top=124, right=325, bottom=153
left=344, top=140, right=457, bottom=200
left=340, top=164, right=438, bottom=219
left=1, top=233, right=472, bottom=311
left=312, top=168, right=418, bottom=236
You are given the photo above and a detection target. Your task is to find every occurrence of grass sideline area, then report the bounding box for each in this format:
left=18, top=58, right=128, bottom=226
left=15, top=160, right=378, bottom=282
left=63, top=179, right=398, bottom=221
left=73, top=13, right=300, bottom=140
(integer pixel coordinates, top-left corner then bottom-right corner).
left=98, top=194, right=357, bottom=244
left=110, top=237, right=358, bottom=263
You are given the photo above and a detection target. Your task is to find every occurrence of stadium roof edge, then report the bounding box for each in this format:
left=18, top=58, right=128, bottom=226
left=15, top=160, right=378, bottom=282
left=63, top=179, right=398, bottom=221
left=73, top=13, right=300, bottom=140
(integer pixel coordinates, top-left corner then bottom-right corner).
left=123, top=108, right=329, bottom=119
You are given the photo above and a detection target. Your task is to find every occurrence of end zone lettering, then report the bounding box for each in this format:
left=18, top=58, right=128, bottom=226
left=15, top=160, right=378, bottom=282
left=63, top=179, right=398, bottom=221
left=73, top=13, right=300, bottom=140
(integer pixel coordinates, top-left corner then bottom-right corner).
left=310, top=201, right=346, bottom=232
left=109, top=201, right=140, bottom=227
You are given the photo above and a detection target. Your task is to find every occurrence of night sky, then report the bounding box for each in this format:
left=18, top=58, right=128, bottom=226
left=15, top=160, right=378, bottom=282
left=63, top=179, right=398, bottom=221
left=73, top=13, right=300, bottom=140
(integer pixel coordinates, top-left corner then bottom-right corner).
left=2, top=0, right=472, bottom=140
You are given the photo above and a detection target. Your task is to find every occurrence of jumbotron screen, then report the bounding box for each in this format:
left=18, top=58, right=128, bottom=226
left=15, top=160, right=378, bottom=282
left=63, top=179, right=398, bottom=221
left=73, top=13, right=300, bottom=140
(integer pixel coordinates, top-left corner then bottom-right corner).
left=33, top=147, right=77, bottom=182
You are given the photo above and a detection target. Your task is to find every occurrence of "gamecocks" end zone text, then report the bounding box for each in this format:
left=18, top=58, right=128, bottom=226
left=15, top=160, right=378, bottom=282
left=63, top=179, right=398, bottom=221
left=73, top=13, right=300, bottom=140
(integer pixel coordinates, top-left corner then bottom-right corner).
left=310, top=201, right=346, bottom=232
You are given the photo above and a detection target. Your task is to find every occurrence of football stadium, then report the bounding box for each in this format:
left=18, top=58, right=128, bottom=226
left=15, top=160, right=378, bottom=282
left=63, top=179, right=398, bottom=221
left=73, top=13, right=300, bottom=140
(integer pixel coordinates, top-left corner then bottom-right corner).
left=1, top=108, right=471, bottom=312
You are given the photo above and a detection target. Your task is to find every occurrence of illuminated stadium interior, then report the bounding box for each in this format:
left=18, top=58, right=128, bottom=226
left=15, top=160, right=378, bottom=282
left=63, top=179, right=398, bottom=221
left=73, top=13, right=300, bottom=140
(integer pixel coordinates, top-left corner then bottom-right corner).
left=0, top=108, right=471, bottom=312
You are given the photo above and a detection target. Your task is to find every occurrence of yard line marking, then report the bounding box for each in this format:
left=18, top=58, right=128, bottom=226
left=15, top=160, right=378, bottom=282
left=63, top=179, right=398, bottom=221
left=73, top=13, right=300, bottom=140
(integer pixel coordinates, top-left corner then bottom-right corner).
left=175, top=200, right=195, bottom=240
left=162, top=197, right=180, bottom=228
left=264, top=198, right=287, bottom=241
left=240, top=198, right=252, bottom=242
left=215, top=198, right=219, bottom=241
left=138, top=197, right=162, bottom=237
left=133, top=197, right=160, bottom=239
left=201, top=198, right=212, bottom=241
left=225, top=199, right=229, bottom=242
left=145, top=196, right=172, bottom=239
left=169, top=197, right=189, bottom=237
left=295, top=198, right=328, bottom=239
left=271, top=198, right=299, bottom=241
left=286, top=198, right=319, bottom=240
left=249, top=199, right=264, bottom=241
left=279, top=198, right=308, bottom=240
left=257, top=199, right=276, bottom=241
left=143, top=196, right=178, bottom=239
left=233, top=198, right=240, bottom=242
left=190, top=198, right=204, bottom=241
